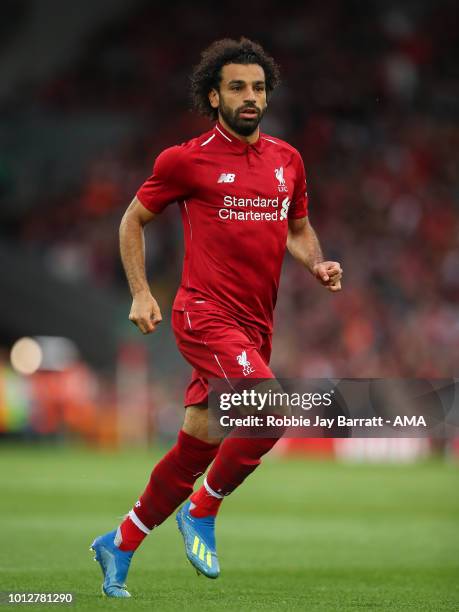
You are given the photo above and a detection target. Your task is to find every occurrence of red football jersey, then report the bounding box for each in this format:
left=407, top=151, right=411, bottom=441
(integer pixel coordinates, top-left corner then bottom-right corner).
left=137, top=121, right=308, bottom=334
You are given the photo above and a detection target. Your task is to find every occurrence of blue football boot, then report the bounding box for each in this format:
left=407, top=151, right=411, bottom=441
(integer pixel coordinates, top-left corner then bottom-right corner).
left=90, top=529, right=133, bottom=597
left=176, top=501, right=220, bottom=579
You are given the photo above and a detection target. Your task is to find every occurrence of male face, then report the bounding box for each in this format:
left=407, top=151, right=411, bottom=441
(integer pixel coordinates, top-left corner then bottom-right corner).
left=209, top=63, right=268, bottom=137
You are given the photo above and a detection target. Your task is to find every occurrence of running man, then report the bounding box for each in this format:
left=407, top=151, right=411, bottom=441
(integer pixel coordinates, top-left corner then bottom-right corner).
left=91, top=37, right=342, bottom=598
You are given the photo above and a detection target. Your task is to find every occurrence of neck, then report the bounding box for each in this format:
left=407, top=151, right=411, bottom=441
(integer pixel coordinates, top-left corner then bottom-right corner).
left=218, top=115, right=260, bottom=144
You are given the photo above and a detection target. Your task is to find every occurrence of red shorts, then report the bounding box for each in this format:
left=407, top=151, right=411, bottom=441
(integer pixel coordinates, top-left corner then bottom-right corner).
left=172, top=306, right=274, bottom=407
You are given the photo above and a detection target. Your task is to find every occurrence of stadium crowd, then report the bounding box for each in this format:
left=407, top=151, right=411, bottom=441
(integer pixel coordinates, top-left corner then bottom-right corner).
left=3, top=0, right=458, bottom=385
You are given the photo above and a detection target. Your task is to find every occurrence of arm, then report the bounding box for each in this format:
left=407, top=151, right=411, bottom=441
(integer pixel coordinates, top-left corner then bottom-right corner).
left=119, top=196, right=163, bottom=334
left=287, top=216, right=343, bottom=292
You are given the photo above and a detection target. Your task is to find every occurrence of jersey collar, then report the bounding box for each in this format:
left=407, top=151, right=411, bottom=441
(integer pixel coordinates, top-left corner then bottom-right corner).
left=214, top=121, right=263, bottom=153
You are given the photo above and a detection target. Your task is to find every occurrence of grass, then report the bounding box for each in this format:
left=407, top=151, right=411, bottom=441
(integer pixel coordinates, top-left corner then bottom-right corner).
left=0, top=444, right=458, bottom=611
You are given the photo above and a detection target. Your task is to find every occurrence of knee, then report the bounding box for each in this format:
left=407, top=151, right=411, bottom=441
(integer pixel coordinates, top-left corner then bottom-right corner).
left=182, top=404, right=223, bottom=445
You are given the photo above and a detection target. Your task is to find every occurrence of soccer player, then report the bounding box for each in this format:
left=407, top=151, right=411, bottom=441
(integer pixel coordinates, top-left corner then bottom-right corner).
left=91, top=37, right=342, bottom=597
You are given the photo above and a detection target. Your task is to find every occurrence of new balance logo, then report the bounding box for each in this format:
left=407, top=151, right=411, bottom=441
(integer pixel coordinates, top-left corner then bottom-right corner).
left=280, top=196, right=291, bottom=221
left=236, top=350, right=255, bottom=376
left=218, top=173, right=236, bottom=183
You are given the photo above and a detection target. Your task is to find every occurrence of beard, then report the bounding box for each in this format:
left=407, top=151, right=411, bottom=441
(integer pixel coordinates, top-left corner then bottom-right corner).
left=218, top=97, right=266, bottom=137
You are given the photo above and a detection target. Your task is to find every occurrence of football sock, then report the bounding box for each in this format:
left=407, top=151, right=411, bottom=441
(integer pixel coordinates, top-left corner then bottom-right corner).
left=116, top=430, right=219, bottom=551
left=116, top=511, right=150, bottom=551
left=189, top=437, right=279, bottom=518
left=189, top=477, right=223, bottom=517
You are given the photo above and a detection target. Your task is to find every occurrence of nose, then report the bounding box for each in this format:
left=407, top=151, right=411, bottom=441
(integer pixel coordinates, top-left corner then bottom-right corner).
left=244, top=87, right=257, bottom=103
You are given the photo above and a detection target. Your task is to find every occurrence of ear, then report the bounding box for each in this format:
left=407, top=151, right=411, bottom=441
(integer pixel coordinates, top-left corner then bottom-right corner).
left=209, top=88, right=219, bottom=109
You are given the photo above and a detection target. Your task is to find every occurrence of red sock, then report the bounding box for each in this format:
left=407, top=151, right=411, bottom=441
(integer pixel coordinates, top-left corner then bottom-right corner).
left=189, top=479, right=223, bottom=517
left=193, top=437, right=279, bottom=517
left=117, top=512, right=149, bottom=551
left=117, top=430, right=219, bottom=551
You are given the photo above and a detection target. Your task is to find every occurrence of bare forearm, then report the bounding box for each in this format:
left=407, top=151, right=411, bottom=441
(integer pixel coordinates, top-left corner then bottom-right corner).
left=119, top=213, right=150, bottom=297
left=287, top=224, right=324, bottom=273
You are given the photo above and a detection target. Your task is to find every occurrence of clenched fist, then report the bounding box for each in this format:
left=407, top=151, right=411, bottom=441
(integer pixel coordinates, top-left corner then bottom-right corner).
left=312, top=261, right=343, bottom=292
left=129, top=290, right=163, bottom=334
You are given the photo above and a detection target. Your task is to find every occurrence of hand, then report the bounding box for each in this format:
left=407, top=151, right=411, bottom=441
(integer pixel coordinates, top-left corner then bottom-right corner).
left=312, top=261, right=343, bottom=292
left=128, top=290, right=163, bottom=334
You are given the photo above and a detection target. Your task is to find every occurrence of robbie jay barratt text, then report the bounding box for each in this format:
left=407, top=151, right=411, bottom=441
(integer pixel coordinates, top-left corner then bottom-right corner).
left=218, top=415, right=427, bottom=428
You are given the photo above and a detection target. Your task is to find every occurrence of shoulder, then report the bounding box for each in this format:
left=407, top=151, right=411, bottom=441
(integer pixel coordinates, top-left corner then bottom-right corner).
left=261, top=134, right=306, bottom=179
left=261, top=133, right=304, bottom=164
left=155, top=128, right=215, bottom=170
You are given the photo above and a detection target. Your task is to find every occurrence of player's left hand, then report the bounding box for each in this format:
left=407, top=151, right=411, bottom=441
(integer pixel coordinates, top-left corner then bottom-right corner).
left=312, top=261, right=343, bottom=292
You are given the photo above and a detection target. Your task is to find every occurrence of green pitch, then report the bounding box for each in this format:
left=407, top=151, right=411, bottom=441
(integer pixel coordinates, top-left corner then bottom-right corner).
left=0, top=444, right=458, bottom=611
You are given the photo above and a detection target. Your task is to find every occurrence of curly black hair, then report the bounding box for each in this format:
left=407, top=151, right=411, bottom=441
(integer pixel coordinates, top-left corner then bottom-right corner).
left=190, top=37, right=281, bottom=120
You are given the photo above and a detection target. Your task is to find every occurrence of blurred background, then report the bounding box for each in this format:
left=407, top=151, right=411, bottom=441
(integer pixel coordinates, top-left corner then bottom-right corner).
left=0, top=0, right=457, bottom=459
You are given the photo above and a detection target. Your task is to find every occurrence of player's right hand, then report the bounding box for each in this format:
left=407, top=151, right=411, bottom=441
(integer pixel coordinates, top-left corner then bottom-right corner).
left=128, top=290, right=162, bottom=334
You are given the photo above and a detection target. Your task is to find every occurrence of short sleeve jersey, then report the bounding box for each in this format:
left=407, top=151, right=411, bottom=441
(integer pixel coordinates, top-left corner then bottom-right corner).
left=137, top=121, right=308, bottom=334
